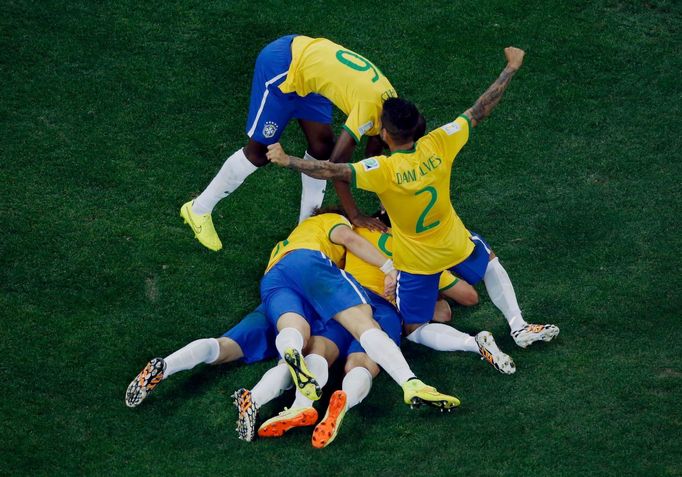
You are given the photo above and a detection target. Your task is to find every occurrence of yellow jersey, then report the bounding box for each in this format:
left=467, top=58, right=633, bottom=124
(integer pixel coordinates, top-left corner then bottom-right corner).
left=265, top=213, right=351, bottom=273
left=278, top=36, right=397, bottom=143
left=345, top=228, right=462, bottom=297
left=349, top=116, right=474, bottom=274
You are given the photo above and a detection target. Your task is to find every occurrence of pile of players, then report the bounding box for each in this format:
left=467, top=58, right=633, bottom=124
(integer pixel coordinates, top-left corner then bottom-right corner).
left=125, top=35, right=559, bottom=449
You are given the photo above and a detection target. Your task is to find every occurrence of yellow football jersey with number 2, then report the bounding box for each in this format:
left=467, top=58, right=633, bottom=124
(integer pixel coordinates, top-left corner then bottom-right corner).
left=278, top=36, right=397, bottom=143
left=350, top=116, right=474, bottom=275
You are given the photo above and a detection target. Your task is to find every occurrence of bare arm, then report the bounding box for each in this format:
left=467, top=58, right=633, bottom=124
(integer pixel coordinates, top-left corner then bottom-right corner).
left=463, top=47, right=525, bottom=128
left=330, top=225, right=397, bottom=299
left=267, top=143, right=352, bottom=181
left=331, top=131, right=388, bottom=232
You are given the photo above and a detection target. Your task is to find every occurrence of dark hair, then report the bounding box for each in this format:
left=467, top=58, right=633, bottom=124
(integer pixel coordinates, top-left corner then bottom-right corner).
left=413, top=113, right=427, bottom=141
left=381, top=97, right=421, bottom=142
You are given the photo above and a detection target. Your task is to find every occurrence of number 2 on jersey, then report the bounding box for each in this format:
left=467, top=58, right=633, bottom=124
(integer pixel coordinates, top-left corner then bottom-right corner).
left=335, top=50, right=381, bottom=83
left=415, top=186, right=440, bottom=233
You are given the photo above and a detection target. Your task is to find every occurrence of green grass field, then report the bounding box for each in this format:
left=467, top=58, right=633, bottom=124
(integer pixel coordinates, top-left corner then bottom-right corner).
left=2, top=0, right=681, bottom=475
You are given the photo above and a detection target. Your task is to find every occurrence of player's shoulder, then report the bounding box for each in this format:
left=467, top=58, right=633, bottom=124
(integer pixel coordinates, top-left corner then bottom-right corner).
left=356, top=155, right=388, bottom=172
left=429, top=115, right=470, bottom=138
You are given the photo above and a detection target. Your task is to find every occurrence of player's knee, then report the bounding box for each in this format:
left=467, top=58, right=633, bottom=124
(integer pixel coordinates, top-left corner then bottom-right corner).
left=460, top=288, right=479, bottom=307
left=214, top=337, right=243, bottom=364
left=432, top=300, right=452, bottom=323
left=345, top=354, right=379, bottom=377
left=306, top=138, right=335, bottom=161
left=243, top=142, right=269, bottom=167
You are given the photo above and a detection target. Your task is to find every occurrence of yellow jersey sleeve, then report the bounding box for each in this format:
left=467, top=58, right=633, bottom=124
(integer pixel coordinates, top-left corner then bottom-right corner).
left=343, top=101, right=383, bottom=143
left=420, top=115, right=470, bottom=165
left=438, top=270, right=459, bottom=292
left=350, top=156, right=390, bottom=194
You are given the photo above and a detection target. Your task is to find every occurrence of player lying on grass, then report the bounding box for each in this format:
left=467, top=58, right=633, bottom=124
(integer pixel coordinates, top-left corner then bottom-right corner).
left=125, top=304, right=282, bottom=408
left=181, top=35, right=399, bottom=252
left=258, top=211, right=459, bottom=414
left=124, top=214, right=478, bottom=410
left=235, top=223, right=515, bottom=446
left=267, top=47, right=559, bottom=349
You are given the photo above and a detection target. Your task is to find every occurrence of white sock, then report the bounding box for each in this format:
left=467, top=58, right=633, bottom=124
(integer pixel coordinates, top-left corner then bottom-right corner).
left=484, top=257, right=527, bottom=332
left=192, top=149, right=258, bottom=215
left=406, top=323, right=480, bottom=354
left=250, top=363, right=291, bottom=408
left=343, top=367, right=373, bottom=410
left=359, top=328, right=415, bottom=385
left=163, top=338, right=220, bottom=378
left=275, top=327, right=304, bottom=359
left=291, top=354, right=328, bottom=408
left=298, top=152, right=327, bottom=223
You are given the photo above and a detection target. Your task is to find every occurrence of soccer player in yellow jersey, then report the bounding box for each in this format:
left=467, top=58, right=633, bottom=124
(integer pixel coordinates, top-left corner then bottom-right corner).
left=180, top=35, right=396, bottom=252
left=267, top=47, right=560, bottom=348
left=256, top=211, right=459, bottom=413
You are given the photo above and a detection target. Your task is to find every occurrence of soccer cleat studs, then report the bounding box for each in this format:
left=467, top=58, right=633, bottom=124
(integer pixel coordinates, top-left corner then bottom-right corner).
left=125, top=358, right=166, bottom=408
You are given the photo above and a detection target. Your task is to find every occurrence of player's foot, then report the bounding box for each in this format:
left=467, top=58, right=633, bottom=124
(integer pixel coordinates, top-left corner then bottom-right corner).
left=233, top=388, right=259, bottom=442
left=512, top=323, right=560, bottom=348
left=401, top=378, right=460, bottom=411
left=284, top=348, right=322, bottom=401
left=258, top=407, right=318, bottom=438
left=125, top=358, right=166, bottom=408
left=180, top=200, right=222, bottom=251
left=312, top=390, right=348, bottom=449
left=475, top=331, right=516, bottom=374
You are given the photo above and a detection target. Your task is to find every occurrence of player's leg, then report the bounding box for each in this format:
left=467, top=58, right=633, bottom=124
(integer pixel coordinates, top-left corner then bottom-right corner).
left=126, top=305, right=276, bottom=408
left=453, top=232, right=560, bottom=347
left=181, top=35, right=298, bottom=250
left=125, top=337, right=223, bottom=408
left=312, top=353, right=378, bottom=449
left=295, top=97, right=334, bottom=222
left=405, top=322, right=515, bottom=374
left=333, top=305, right=459, bottom=410
left=234, top=359, right=292, bottom=442
left=258, top=334, right=342, bottom=438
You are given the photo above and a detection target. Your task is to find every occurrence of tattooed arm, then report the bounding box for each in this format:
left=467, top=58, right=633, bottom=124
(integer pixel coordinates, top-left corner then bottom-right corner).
left=267, top=143, right=352, bottom=181
left=463, top=47, right=525, bottom=127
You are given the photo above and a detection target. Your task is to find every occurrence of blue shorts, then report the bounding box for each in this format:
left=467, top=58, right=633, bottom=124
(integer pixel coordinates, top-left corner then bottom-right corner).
left=396, top=271, right=440, bottom=325
left=245, top=35, right=333, bottom=144
left=449, top=232, right=492, bottom=285
left=316, top=291, right=402, bottom=358
left=260, top=250, right=370, bottom=327
left=222, top=304, right=278, bottom=364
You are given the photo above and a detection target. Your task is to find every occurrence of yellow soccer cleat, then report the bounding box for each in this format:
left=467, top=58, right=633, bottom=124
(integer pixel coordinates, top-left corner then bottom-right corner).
left=401, top=378, right=461, bottom=411
left=284, top=348, right=322, bottom=401
left=312, top=390, right=348, bottom=449
left=258, top=406, right=318, bottom=438
left=180, top=201, right=223, bottom=251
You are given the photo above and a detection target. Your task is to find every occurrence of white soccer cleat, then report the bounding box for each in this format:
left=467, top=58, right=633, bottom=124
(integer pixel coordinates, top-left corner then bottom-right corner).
left=475, top=331, right=516, bottom=374
left=511, top=323, right=560, bottom=348
left=233, top=388, right=259, bottom=442
left=125, top=358, right=166, bottom=408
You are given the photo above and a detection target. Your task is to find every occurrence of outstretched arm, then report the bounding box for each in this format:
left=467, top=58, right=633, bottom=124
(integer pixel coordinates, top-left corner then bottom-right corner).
left=463, top=47, right=525, bottom=128
left=267, top=143, right=352, bottom=181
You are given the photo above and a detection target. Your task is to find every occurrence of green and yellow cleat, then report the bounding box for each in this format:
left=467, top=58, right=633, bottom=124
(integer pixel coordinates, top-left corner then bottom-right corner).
left=258, top=406, right=318, bottom=438
left=180, top=200, right=223, bottom=251
left=312, top=390, right=348, bottom=449
left=283, top=348, right=322, bottom=401
left=401, top=378, right=460, bottom=411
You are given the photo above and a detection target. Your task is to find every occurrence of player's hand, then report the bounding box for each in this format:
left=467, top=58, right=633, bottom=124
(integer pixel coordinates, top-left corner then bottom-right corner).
left=383, top=270, right=397, bottom=301
left=266, top=143, right=290, bottom=167
left=349, top=213, right=389, bottom=232
left=504, top=47, right=525, bottom=70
